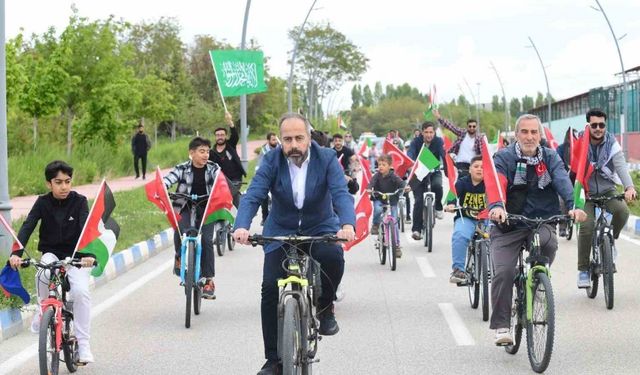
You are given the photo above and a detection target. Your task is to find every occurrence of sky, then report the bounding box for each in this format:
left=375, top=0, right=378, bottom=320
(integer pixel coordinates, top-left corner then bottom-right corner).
left=6, top=0, right=640, bottom=114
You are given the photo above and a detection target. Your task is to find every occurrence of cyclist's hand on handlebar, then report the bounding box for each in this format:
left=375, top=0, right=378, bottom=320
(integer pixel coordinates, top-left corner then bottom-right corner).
left=80, top=257, right=96, bottom=268
left=403, top=186, right=411, bottom=192
left=490, top=207, right=506, bottom=223
left=569, top=209, right=587, bottom=223
left=233, top=228, right=250, bottom=245
left=336, top=224, right=355, bottom=242
left=624, top=187, right=637, bottom=203
left=9, top=255, right=22, bottom=270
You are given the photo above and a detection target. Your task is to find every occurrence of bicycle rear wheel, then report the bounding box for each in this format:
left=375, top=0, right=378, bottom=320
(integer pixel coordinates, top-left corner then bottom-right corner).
left=479, top=242, right=490, bottom=322
left=62, top=312, right=78, bottom=373
left=601, top=236, right=615, bottom=310
left=388, top=223, right=397, bottom=271
left=282, top=298, right=303, bottom=375
left=216, top=224, right=226, bottom=257
left=227, top=224, right=235, bottom=251
left=505, top=281, right=523, bottom=354
left=39, top=308, right=60, bottom=375
left=565, top=221, right=573, bottom=240
left=526, top=272, right=555, bottom=373
left=466, top=246, right=479, bottom=309
left=185, top=242, right=195, bottom=328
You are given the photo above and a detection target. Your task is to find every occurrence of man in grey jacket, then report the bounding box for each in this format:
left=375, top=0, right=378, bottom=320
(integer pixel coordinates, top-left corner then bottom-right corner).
left=488, top=114, right=586, bottom=346
left=577, top=108, right=637, bottom=288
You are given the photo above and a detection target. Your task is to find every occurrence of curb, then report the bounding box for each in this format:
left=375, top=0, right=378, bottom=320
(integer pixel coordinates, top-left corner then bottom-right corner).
left=628, top=163, right=640, bottom=171
left=623, top=214, right=640, bottom=237
left=0, top=228, right=174, bottom=343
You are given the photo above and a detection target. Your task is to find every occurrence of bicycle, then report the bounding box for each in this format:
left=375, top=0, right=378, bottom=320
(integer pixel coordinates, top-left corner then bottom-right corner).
left=502, top=214, right=569, bottom=374
left=370, top=189, right=404, bottom=271
left=248, top=234, right=344, bottom=375
left=169, top=192, right=210, bottom=328
left=21, top=257, right=94, bottom=375
left=398, top=193, right=406, bottom=233
left=584, top=193, right=625, bottom=310
left=214, top=220, right=235, bottom=256
left=422, top=173, right=437, bottom=252
left=452, top=208, right=492, bottom=322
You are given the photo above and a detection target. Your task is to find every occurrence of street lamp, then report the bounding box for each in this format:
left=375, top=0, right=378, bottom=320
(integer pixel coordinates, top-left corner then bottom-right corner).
left=239, top=0, right=252, bottom=170
left=457, top=83, right=472, bottom=118
left=490, top=61, right=511, bottom=133
left=0, top=0, right=12, bottom=254
left=287, top=0, right=319, bottom=113
left=591, top=0, right=628, bottom=157
left=463, top=77, right=480, bottom=125
left=527, top=36, right=552, bottom=129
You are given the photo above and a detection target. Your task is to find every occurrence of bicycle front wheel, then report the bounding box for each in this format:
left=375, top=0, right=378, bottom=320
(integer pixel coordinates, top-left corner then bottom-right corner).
left=39, top=308, right=60, bottom=375
left=185, top=242, right=195, bottom=328
left=62, top=312, right=78, bottom=373
left=586, top=248, right=599, bottom=299
left=388, top=223, right=397, bottom=271
left=377, top=227, right=386, bottom=265
left=479, top=241, right=490, bottom=322
left=466, top=246, right=479, bottom=309
left=281, top=298, right=303, bottom=375
left=424, top=199, right=433, bottom=252
left=526, top=272, right=555, bottom=373
left=601, top=236, right=615, bottom=310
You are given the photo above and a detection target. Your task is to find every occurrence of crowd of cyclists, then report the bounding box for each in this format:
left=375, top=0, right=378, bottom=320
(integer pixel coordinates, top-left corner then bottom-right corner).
left=5, top=105, right=637, bottom=374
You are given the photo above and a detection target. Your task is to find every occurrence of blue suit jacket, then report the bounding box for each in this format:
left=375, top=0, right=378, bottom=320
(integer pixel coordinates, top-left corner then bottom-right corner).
left=234, top=141, right=356, bottom=253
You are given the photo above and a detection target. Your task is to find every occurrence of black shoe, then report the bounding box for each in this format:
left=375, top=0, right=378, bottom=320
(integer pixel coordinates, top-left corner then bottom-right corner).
left=142, top=175, right=146, bottom=180
left=257, top=360, right=281, bottom=375
left=318, top=307, right=340, bottom=335
left=174, top=257, right=181, bottom=276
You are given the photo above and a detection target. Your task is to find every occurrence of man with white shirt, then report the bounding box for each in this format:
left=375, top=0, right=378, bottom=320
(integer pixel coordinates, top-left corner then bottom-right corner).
left=233, top=112, right=356, bottom=375
left=435, top=110, right=484, bottom=179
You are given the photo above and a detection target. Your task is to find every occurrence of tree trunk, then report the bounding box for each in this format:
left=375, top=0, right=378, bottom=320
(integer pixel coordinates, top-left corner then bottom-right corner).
left=171, top=120, right=176, bottom=142
left=32, top=116, right=38, bottom=150
left=66, top=109, right=74, bottom=157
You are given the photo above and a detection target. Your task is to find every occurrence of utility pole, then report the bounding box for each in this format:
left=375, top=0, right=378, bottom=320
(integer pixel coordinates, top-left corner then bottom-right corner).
left=0, top=0, right=12, bottom=255
left=457, top=83, right=472, bottom=118
left=463, top=77, right=479, bottom=125
left=490, top=61, right=511, bottom=133
left=592, top=0, right=628, bottom=157
left=239, top=0, right=252, bottom=170
left=287, top=0, right=318, bottom=113
left=527, top=36, right=552, bottom=129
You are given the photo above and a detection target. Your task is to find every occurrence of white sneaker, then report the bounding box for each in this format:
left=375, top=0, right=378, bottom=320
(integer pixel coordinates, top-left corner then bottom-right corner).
left=435, top=211, right=444, bottom=220
left=78, top=343, right=95, bottom=364
left=494, top=328, right=513, bottom=346
left=30, top=313, right=41, bottom=334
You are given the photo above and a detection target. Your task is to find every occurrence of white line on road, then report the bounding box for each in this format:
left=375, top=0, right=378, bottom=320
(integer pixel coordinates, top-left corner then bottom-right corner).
left=620, top=233, right=640, bottom=247
left=0, top=260, right=172, bottom=375
left=438, top=303, right=476, bottom=346
left=415, top=256, right=436, bottom=278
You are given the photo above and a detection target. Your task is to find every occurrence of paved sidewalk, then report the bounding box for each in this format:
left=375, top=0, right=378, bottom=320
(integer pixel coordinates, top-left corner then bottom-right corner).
left=9, top=139, right=264, bottom=220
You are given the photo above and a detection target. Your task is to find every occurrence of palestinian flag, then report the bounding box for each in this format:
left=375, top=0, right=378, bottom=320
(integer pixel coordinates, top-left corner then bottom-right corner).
left=572, top=125, right=594, bottom=209
left=424, top=85, right=437, bottom=120
left=200, top=171, right=235, bottom=231
left=480, top=135, right=507, bottom=206
left=0, top=213, right=23, bottom=253
left=444, top=151, right=458, bottom=203
left=358, top=138, right=373, bottom=158
left=408, top=144, right=440, bottom=182
left=75, top=180, right=120, bottom=277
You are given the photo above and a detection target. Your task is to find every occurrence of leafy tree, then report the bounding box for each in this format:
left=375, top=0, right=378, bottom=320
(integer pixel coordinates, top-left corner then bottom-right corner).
left=535, top=91, right=545, bottom=107
left=187, top=35, right=232, bottom=105
left=362, top=85, right=374, bottom=107
left=351, top=84, right=362, bottom=109
left=509, top=98, right=522, bottom=116
left=373, top=81, right=384, bottom=105
left=522, top=95, right=534, bottom=111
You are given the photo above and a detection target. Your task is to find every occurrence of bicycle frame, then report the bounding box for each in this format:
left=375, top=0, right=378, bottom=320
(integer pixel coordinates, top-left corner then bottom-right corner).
left=41, top=287, right=66, bottom=352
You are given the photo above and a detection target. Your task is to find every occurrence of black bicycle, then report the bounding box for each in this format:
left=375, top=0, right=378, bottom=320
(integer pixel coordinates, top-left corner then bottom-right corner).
left=502, top=214, right=570, bottom=374
left=248, top=234, right=344, bottom=375
left=422, top=173, right=436, bottom=252
left=584, top=194, right=625, bottom=310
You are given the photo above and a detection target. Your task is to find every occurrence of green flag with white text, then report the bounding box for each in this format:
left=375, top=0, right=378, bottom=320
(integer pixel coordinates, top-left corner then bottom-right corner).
left=209, top=50, right=267, bottom=97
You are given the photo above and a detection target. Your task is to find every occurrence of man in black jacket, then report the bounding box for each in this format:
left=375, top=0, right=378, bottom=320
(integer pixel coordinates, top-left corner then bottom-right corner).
left=131, top=123, right=151, bottom=179
left=209, top=112, right=246, bottom=208
left=9, top=160, right=96, bottom=364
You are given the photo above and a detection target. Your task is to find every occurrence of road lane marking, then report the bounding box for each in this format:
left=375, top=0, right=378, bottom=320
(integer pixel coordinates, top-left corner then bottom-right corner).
left=415, top=256, right=436, bottom=278
left=0, top=260, right=172, bottom=375
left=620, top=233, right=640, bottom=247
left=438, top=303, right=476, bottom=346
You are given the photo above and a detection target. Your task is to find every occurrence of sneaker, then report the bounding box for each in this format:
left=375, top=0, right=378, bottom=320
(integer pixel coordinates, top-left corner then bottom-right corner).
left=393, top=247, right=403, bottom=258
left=411, top=231, right=422, bottom=240
left=577, top=271, right=590, bottom=288
left=318, top=306, right=340, bottom=335
left=202, top=279, right=216, bottom=300
left=78, top=343, right=95, bottom=364
left=257, top=360, right=281, bottom=375
left=494, top=328, right=513, bottom=346
left=30, top=313, right=41, bottom=334
left=371, top=225, right=379, bottom=235
left=405, top=217, right=412, bottom=224
left=435, top=210, right=444, bottom=220
left=135, top=175, right=139, bottom=180
left=173, top=257, right=181, bottom=276
left=449, top=269, right=466, bottom=284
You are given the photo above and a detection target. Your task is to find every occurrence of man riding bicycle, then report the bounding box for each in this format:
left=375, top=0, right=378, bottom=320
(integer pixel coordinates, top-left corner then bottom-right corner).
left=488, top=114, right=586, bottom=345
left=576, top=108, right=637, bottom=288
left=407, top=121, right=446, bottom=240
left=434, top=109, right=484, bottom=179
left=233, top=113, right=355, bottom=375
left=164, top=137, right=220, bottom=299
left=209, top=112, right=246, bottom=208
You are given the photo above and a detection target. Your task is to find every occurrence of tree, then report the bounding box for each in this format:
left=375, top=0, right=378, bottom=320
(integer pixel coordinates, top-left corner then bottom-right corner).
left=362, top=85, right=374, bottom=107
left=187, top=34, right=232, bottom=105
left=522, top=95, right=534, bottom=112
left=373, top=81, right=384, bottom=105
left=351, top=84, right=362, bottom=109
left=288, top=22, right=368, bottom=121
left=535, top=91, right=545, bottom=107
left=491, top=95, right=501, bottom=112
left=509, top=98, right=522, bottom=116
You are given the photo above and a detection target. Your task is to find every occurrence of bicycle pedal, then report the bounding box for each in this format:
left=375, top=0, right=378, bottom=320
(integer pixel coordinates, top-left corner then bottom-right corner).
left=456, top=281, right=469, bottom=287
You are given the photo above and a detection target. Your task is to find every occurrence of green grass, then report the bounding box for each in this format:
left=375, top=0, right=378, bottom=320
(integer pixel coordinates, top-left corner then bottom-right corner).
left=630, top=171, right=640, bottom=217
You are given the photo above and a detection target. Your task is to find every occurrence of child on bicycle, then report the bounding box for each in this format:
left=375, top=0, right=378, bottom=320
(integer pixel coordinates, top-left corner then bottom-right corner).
left=367, top=154, right=407, bottom=257
left=444, top=155, right=486, bottom=284
left=163, top=137, right=220, bottom=299
left=9, top=160, right=96, bottom=363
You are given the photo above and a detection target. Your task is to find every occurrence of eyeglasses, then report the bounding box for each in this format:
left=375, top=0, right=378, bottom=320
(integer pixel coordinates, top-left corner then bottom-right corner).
left=590, top=122, right=606, bottom=129
left=468, top=125, right=477, bottom=129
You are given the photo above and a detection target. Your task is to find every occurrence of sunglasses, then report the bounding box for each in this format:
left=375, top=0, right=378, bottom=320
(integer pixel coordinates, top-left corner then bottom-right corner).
left=590, top=122, right=606, bottom=129
left=468, top=125, right=477, bottom=129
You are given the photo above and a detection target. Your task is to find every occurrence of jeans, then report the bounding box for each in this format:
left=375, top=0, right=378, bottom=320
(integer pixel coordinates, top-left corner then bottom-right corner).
left=451, top=217, right=477, bottom=271
left=261, top=242, right=344, bottom=360
left=373, top=201, right=398, bottom=226
left=173, top=205, right=216, bottom=278
left=411, top=171, right=443, bottom=232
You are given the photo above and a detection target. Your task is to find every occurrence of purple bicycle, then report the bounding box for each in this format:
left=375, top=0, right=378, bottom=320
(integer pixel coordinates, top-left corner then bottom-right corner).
left=370, top=188, right=404, bottom=271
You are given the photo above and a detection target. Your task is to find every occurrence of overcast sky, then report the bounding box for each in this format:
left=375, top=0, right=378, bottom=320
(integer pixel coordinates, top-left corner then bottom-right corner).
left=7, top=0, right=640, bottom=114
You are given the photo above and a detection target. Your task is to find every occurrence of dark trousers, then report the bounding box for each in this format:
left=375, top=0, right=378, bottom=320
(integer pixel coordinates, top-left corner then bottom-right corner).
left=133, top=153, right=148, bottom=178
left=489, top=225, right=557, bottom=329
left=229, top=180, right=243, bottom=209
left=261, top=242, right=345, bottom=361
left=172, top=206, right=215, bottom=278
left=411, top=172, right=443, bottom=232
left=404, top=191, right=411, bottom=217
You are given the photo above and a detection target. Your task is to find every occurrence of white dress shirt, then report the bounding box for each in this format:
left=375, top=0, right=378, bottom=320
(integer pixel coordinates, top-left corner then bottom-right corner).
left=456, top=134, right=476, bottom=164
left=287, top=149, right=311, bottom=209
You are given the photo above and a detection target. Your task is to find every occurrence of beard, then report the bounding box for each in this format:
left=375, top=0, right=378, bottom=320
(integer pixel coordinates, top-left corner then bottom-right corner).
left=216, top=139, right=226, bottom=145
left=286, top=148, right=308, bottom=166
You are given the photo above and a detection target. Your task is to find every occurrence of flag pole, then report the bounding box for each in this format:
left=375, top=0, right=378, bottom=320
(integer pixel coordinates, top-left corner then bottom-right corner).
left=209, top=52, right=229, bottom=113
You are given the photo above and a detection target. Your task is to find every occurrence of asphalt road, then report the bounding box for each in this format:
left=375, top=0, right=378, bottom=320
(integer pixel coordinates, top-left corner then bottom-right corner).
left=2, top=211, right=640, bottom=375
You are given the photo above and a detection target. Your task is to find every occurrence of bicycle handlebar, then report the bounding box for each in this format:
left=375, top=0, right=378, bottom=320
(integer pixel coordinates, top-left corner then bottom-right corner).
left=506, top=214, right=571, bottom=226
left=20, top=257, right=95, bottom=270
left=369, top=188, right=405, bottom=200
left=247, top=234, right=346, bottom=247
left=168, top=192, right=209, bottom=201
left=586, top=193, right=626, bottom=205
